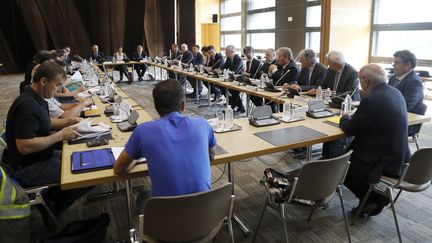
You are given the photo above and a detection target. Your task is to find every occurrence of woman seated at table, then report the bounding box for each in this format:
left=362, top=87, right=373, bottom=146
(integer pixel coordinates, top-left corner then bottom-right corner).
left=113, top=46, right=131, bottom=83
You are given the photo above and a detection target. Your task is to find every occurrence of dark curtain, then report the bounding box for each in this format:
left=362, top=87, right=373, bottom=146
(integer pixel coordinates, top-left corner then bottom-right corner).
left=0, top=0, right=196, bottom=73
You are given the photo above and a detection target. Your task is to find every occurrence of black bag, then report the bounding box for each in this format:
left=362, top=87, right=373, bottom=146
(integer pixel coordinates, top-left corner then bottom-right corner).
left=43, top=213, right=110, bottom=243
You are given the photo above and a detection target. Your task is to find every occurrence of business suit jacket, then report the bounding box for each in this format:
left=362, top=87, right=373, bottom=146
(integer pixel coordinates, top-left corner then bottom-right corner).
left=246, top=58, right=263, bottom=79
left=322, top=63, right=360, bottom=101
left=169, top=50, right=181, bottom=60
left=271, top=60, right=299, bottom=86
left=132, top=51, right=147, bottom=61
left=262, top=59, right=277, bottom=75
left=208, top=53, right=225, bottom=70
left=222, top=54, right=245, bottom=74
left=88, top=51, right=105, bottom=63
left=180, top=50, right=194, bottom=64
left=192, top=52, right=204, bottom=66
left=340, top=83, right=409, bottom=184
left=298, top=62, right=327, bottom=91
left=388, top=70, right=424, bottom=115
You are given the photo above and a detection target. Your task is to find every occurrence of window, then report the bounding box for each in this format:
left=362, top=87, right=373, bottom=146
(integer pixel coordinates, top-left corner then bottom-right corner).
left=248, top=0, right=275, bottom=10
left=370, top=0, right=432, bottom=67
left=247, top=33, right=275, bottom=50
left=221, top=16, right=241, bottom=31
left=221, top=0, right=241, bottom=15
left=305, top=1, right=321, bottom=56
left=220, top=0, right=275, bottom=54
left=247, top=12, right=275, bottom=30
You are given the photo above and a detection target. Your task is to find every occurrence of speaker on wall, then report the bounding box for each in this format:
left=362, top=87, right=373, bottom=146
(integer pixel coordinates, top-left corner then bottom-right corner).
left=212, top=14, right=218, bottom=23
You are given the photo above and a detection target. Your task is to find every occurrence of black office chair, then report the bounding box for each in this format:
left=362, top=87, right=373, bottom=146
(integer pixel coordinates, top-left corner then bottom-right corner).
left=409, top=103, right=427, bottom=150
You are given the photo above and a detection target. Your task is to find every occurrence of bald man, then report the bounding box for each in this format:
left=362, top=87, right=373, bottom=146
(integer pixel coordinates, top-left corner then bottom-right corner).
left=340, top=64, right=410, bottom=216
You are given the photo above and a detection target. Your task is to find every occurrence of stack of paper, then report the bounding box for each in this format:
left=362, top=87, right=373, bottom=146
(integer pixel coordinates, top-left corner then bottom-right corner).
left=71, top=119, right=112, bottom=140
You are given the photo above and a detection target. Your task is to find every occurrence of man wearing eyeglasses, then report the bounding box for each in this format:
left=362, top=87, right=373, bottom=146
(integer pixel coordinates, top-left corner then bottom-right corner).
left=388, top=50, right=424, bottom=135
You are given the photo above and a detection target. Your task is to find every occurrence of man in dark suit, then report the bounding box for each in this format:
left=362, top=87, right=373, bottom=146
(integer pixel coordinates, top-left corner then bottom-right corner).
left=168, top=43, right=181, bottom=60
left=262, top=48, right=277, bottom=75
left=341, top=64, right=410, bottom=215
left=286, top=48, right=327, bottom=92
left=268, top=47, right=299, bottom=86
left=190, top=44, right=205, bottom=97
left=132, top=45, right=148, bottom=81
left=173, top=43, right=194, bottom=85
left=243, top=46, right=264, bottom=107
left=388, top=50, right=424, bottom=135
left=168, top=43, right=181, bottom=79
left=88, top=44, right=105, bottom=63
left=309, top=51, right=360, bottom=101
left=221, top=45, right=245, bottom=113
left=312, top=51, right=360, bottom=159
left=205, top=45, right=225, bottom=100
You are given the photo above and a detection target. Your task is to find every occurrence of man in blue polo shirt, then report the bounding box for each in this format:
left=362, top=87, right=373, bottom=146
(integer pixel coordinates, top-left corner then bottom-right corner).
left=114, top=79, right=216, bottom=198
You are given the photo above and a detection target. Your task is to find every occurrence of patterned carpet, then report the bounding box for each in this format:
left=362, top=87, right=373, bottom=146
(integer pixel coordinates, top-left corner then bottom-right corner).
left=1, top=73, right=432, bottom=243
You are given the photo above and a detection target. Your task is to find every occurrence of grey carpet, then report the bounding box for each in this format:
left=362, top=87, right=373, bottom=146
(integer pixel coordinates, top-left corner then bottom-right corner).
left=1, top=73, right=432, bottom=243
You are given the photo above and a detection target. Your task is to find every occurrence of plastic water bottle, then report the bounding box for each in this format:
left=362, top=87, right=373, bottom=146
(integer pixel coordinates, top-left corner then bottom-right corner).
left=199, top=65, right=204, bottom=74
left=316, top=86, right=323, bottom=100
left=223, top=69, right=228, bottom=81
left=189, top=63, right=193, bottom=71
left=344, top=94, right=352, bottom=113
left=225, top=106, right=234, bottom=129
left=260, top=74, right=265, bottom=88
left=325, top=88, right=331, bottom=100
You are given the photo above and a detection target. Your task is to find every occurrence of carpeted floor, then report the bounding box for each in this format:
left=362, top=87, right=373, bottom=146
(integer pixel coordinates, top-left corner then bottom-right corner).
left=1, top=72, right=432, bottom=243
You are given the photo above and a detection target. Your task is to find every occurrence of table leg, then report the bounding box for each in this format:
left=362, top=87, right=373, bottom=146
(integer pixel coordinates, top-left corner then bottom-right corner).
left=227, top=162, right=250, bottom=235
left=246, top=94, right=251, bottom=116
left=125, top=179, right=133, bottom=230
left=306, top=145, right=313, bottom=162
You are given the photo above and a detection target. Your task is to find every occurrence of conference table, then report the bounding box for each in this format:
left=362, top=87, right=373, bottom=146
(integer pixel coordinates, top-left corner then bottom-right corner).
left=60, top=76, right=430, bottom=234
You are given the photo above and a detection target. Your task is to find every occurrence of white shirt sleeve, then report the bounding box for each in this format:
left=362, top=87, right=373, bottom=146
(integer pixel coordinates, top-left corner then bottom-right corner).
left=46, top=98, right=64, bottom=118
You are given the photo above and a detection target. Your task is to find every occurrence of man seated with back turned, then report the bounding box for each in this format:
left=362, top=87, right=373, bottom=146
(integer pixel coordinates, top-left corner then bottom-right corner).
left=340, top=64, right=410, bottom=215
left=114, top=79, right=216, bottom=211
left=285, top=48, right=327, bottom=92
left=388, top=50, right=424, bottom=136
left=5, top=61, right=92, bottom=228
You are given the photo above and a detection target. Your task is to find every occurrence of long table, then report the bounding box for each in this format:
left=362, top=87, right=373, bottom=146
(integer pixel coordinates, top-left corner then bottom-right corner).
left=61, top=79, right=430, bottom=234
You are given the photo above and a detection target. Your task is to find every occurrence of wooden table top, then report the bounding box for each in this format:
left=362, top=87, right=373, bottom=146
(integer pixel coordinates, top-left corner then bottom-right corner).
left=61, top=80, right=431, bottom=190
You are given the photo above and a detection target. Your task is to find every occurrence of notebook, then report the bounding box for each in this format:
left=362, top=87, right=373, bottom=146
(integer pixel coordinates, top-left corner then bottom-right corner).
left=71, top=147, right=146, bottom=174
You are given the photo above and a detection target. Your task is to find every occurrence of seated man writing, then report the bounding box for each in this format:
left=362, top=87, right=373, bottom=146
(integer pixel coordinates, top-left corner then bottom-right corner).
left=114, top=79, right=217, bottom=210
left=5, top=61, right=92, bottom=229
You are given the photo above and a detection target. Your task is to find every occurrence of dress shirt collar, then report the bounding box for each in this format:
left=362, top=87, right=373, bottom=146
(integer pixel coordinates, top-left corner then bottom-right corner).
left=398, top=69, right=413, bottom=81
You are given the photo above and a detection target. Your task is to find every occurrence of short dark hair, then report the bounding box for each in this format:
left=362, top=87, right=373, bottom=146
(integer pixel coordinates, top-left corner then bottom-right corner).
left=243, top=46, right=254, bottom=54
left=152, top=79, right=185, bottom=116
left=33, top=61, right=67, bottom=83
left=56, top=49, right=66, bottom=58
left=193, top=44, right=200, bottom=49
left=207, top=45, right=215, bottom=51
left=393, top=50, right=417, bottom=69
left=201, top=46, right=208, bottom=53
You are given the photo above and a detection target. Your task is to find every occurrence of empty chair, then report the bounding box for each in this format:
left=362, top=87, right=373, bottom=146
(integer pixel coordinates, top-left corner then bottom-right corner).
left=136, top=183, right=234, bottom=243
left=352, top=148, right=432, bottom=243
left=253, top=150, right=353, bottom=243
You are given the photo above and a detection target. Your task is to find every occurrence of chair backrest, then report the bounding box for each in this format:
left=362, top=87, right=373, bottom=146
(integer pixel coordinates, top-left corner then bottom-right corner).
left=409, top=103, right=427, bottom=135
left=143, top=183, right=233, bottom=242
left=294, top=150, right=352, bottom=201
left=403, top=148, right=432, bottom=186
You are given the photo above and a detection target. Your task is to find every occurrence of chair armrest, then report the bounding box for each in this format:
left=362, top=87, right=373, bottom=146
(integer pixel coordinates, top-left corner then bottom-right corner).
left=287, top=177, right=298, bottom=203
left=25, top=186, right=50, bottom=195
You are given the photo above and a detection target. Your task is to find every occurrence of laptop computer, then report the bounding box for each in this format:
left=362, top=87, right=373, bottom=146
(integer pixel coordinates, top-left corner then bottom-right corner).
left=264, top=81, right=282, bottom=92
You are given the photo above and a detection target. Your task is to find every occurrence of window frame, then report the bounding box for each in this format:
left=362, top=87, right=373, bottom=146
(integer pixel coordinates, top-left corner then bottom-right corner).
left=369, top=0, right=432, bottom=66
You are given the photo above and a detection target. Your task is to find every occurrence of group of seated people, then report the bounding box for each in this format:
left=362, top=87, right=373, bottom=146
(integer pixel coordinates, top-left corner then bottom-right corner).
left=89, top=44, right=150, bottom=83
left=1, top=41, right=425, bottom=237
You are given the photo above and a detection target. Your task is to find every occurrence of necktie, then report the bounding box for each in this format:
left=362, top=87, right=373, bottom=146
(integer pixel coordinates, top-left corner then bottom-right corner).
left=303, top=68, right=310, bottom=86
left=247, top=60, right=251, bottom=73
left=334, top=72, right=340, bottom=91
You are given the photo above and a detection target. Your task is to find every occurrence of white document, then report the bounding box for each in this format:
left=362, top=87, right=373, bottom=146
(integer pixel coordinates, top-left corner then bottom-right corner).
left=111, top=146, right=147, bottom=163
left=72, top=119, right=111, bottom=133
left=70, top=71, right=83, bottom=81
